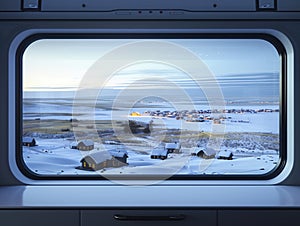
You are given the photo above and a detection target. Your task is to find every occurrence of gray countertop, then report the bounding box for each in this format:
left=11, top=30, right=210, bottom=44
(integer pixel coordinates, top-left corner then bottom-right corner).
left=0, top=185, right=300, bottom=208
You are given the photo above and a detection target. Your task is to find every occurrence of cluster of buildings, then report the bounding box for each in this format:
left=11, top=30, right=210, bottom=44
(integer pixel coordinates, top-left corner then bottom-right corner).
left=150, top=142, right=233, bottom=161
left=70, top=140, right=129, bottom=171
left=23, top=137, right=233, bottom=172
left=150, top=142, right=181, bottom=160
left=130, top=108, right=279, bottom=123
left=22, top=137, right=129, bottom=172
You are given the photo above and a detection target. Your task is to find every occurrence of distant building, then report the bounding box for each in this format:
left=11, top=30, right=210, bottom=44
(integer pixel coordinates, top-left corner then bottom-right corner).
left=192, top=147, right=216, bottom=159
left=216, top=150, right=233, bottom=160
left=127, top=120, right=152, bottom=134
left=130, top=112, right=141, bottom=116
left=22, top=137, right=36, bottom=147
left=70, top=141, right=78, bottom=150
left=108, top=149, right=129, bottom=164
left=165, top=142, right=181, bottom=153
left=77, top=140, right=94, bottom=151
left=213, top=118, right=221, bottom=124
left=151, top=149, right=168, bottom=160
left=80, top=150, right=128, bottom=171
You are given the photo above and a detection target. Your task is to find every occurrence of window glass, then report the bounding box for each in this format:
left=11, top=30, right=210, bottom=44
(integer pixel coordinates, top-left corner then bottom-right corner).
left=21, top=38, right=282, bottom=179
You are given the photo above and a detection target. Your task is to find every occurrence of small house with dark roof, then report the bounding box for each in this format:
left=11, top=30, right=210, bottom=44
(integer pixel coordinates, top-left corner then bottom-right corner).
left=192, top=147, right=216, bottom=159
left=80, top=150, right=128, bottom=171
left=216, top=150, right=233, bottom=160
left=165, top=142, right=181, bottom=153
left=22, top=137, right=37, bottom=147
left=108, top=149, right=128, bottom=164
left=77, top=140, right=94, bottom=151
left=151, top=149, right=168, bottom=160
left=70, top=141, right=78, bottom=149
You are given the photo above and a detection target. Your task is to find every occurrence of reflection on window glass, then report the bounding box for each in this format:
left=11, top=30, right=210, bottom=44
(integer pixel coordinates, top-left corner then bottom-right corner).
left=22, top=38, right=281, bottom=178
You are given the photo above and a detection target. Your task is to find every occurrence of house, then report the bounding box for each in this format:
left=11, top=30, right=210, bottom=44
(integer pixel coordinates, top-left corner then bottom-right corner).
left=80, top=150, right=128, bottom=171
left=77, top=140, right=94, bottom=151
left=127, top=119, right=152, bottom=134
left=151, top=149, right=168, bottom=160
left=70, top=141, right=78, bottom=149
left=213, top=118, right=221, bottom=124
left=165, top=142, right=181, bottom=153
left=192, top=147, right=216, bottom=159
left=22, top=137, right=36, bottom=147
left=130, top=112, right=141, bottom=116
left=216, top=150, right=233, bottom=160
left=108, top=149, right=128, bottom=164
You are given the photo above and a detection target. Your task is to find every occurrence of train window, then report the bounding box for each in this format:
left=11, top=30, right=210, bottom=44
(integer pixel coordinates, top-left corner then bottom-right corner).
left=18, top=34, right=286, bottom=181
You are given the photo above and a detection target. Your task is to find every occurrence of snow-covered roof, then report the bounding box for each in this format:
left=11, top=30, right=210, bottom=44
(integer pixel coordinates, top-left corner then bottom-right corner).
left=216, top=150, right=233, bottom=158
left=22, top=137, right=35, bottom=143
left=78, top=139, right=94, bottom=146
left=191, top=147, right=201, bottom=154
left=109, top=149, right=128, bottom=158
left=128, top=116, right=152, bottom=124
left=82, top=151, right=112, bottom=164
left=193, top=147, right=216, bottom=156
left=151, top=149, right=168, bottom=156
left=165, top=142, right=181, bottom=149
left=70, top=141, right=77, bottom=146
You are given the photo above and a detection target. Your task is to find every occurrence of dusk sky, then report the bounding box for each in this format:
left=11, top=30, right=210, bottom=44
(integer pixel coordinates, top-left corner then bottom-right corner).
left=23, top=39, right=280, bottom=92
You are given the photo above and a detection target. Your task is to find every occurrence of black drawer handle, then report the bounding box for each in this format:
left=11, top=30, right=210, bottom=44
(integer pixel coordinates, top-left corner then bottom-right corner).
left=114, top=214, right=186, bottom=221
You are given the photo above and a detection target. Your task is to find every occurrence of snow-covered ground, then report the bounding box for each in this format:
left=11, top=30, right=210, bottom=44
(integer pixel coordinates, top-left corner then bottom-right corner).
left=22, top=99, right=280, bottom=177
left=23, top=138, right=279, bottom=176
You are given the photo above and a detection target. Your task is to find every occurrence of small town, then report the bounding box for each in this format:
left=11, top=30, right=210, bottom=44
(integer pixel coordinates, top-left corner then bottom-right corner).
left=129, top=107, right=279, bottom=123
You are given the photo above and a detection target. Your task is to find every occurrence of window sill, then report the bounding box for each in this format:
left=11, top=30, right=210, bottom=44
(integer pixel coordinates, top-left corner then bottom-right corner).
left=0, top=185, right=299, bottom=208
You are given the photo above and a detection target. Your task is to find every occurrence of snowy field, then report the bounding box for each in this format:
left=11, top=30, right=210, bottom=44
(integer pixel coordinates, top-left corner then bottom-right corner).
left=22, top=98, right=280, bottom=177
left=23, top=138, right=278, bottom=176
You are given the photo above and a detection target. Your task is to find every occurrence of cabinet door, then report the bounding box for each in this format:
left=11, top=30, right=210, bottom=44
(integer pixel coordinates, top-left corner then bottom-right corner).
left=82, top=210, right=216, bottom=226
left=219, top=210, right=300, bottom=226
left=0, top=210, right=79, bottom=226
